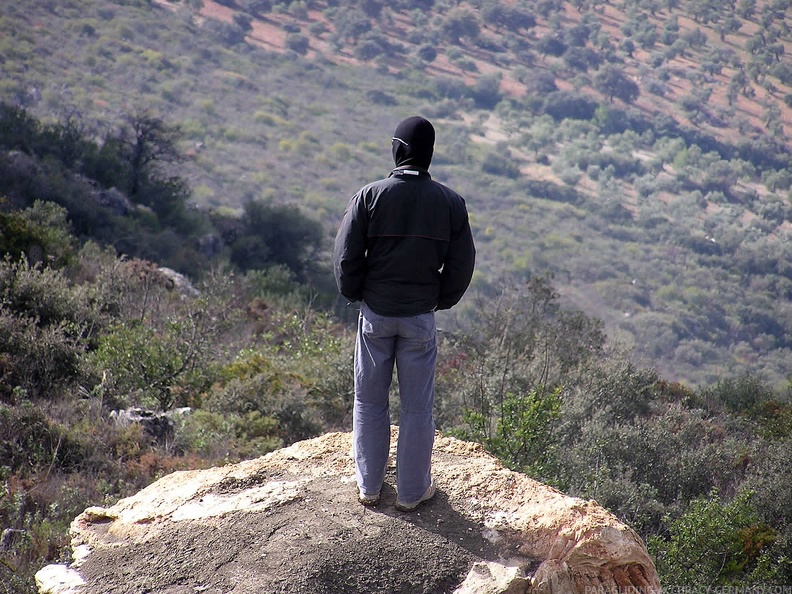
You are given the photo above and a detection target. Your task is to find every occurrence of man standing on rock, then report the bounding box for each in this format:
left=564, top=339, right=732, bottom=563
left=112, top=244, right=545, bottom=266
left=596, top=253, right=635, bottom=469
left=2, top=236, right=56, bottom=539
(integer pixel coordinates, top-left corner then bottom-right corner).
left=333, top=116, right=476, bottom=511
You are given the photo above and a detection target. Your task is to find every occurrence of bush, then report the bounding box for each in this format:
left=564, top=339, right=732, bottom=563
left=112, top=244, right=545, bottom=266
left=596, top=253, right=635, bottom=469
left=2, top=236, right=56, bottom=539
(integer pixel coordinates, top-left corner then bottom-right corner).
left=89, top=322, right=191, bottom=410
left=470, top=74, right=502, bottom=109
left=0, top=257, right=102, bottom=400
left=0, top=103, right=39, bottom=153
left=14, top=201, right=78, bottom=267
left=481, top=145, right=521, bottom=178
left=0, top=206, right=46, bottom=265
left=649, top=491, right=783, bottom=588
left=416, top=44, right=437, bottom=63
left=744, top=436, right=792, bottom=530
left=227, top=199, right=325, bottom=282
left=205, top=19, right=247, bottom=46
left=175, top=409, right=281, bottom=460
left=446, top=278, right=605, bottom=479
left=593, top=65, right=640, bottom=104
left=0, top=403, right=89, bottom=474
left=456, top=388, right=562, bottom=476
left=542, top=91, right=598, bottom=120
left=285, top=33, right=309, bottom=54
left=698, top=374, right=776, bottom=415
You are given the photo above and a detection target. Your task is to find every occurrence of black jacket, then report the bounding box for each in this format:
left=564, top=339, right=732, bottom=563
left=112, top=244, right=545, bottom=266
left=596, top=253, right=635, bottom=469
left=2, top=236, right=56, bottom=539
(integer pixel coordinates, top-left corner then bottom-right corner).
left=333, top=167, right=476, bottom=317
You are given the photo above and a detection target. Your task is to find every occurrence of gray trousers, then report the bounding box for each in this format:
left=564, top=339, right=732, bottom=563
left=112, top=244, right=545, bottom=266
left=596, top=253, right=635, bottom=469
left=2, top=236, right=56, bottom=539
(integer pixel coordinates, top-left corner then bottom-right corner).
left=353, top=302, right=437, bottom=503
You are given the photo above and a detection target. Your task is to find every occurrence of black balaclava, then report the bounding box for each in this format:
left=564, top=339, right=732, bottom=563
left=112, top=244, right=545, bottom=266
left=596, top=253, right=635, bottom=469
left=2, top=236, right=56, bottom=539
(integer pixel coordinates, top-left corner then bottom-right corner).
left=392, top=116, right=435, bottom=170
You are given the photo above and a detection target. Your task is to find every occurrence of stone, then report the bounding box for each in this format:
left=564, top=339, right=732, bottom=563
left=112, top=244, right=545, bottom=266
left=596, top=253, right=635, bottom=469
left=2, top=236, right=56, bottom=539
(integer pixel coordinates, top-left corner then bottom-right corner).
left=109, top=407, right=191, bottom=444
left=0, top=528, right=26, bottom=551
left=36, top=428, right=661, bottom=594
left=35, top=564, right=85, bottom=594
left=157, top=267, right=199, bottom=297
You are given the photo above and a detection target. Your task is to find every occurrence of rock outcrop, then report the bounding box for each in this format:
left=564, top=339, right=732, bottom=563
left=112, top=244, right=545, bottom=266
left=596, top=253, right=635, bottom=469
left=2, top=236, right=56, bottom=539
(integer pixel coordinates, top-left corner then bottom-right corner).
left=37, top=429, right=661, bottom=594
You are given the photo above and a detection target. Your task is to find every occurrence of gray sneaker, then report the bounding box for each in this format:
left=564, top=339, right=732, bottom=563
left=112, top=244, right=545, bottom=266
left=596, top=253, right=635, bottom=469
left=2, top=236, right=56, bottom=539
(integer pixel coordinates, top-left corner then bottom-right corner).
left=395, top=481, right=436, bottom=512
left=357, top=460, right=389, bottom=506
left=358, top=487, right=381, bottom=506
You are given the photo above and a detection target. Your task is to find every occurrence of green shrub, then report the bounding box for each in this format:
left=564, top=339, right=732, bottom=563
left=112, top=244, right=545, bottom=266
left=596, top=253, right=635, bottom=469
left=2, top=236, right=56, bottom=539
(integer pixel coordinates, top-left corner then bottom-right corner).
left=227, top=199, right=325, bottom=282
left=744, top=436, right=792, bottom=530
left=446, top=278, right=605, bottom=478
left=481, top=145, right=521, bottom=178
left=456, top=388, right=562, bottom=476
left=0, top=207, right=41, bottom=264
left=16, top=201, right=78, bottom=267
left=0, top=403, right=89, bottom=475
left=233, top=411, right=282, bottom=457
left=698, top=374, right=776, bottom=415
left=89, top=321, right=192, bottom=410
left=285, top=33, right=309, bottom=54
left=176, top=408, right=281, bottom=461
left=649, top=490, right=782, bottom=588
left=0, top=257, right=102, bottom=399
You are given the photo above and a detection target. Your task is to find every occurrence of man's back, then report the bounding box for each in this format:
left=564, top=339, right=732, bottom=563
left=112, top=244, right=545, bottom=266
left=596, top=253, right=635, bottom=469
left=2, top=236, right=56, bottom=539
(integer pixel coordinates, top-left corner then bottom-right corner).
left=334, top=168, right=474, bottom=317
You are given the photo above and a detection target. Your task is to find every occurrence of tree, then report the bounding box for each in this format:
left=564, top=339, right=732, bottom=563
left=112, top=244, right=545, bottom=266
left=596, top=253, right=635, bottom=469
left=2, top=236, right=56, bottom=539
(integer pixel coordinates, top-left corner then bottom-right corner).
left=441, top=9, right=480, bottom=44
left=593, top=65, right=640, bottom=104
left=481, top=143, right=520, bottom=177
left=121, top=112, right=182, bottom=198
left=285, top=33, right=310, bottom=54
left=728, top=70, right=752, bottom=104
left=334, top=13, right=369, bottom=46
left=204, top=19, right=247, bottom=46
left=523, top=70, right=557, bottom=95
left=688, top=0, right=722, bottom=23
left=542, top=90, right=598, bottom=120
left=619, top=38, right=635, bottom=58
left=0, top=103, right=40, bottom=154
left=416, top=44, right=437, bottom=63
left=485, top=5, right=535, bottom=33
left=661, top=15, right=679, bottom=45
left=233, top=13, right=253, bottom=33
left=238, top=0, right=272, bottom=15
left=3, top=201, right=77, bottom=267
left=39, top=111, right=91, bottom=169
left=471, top=73, right=502, bottom=109
left=537, top=33, right=567, bottom=59
left=564, top=46, right=601, bottom=72
left=679, top=88, right=712, bottom=124
left=229, top=200, right=324, bottom=281
left=361, top=0, right=384, bottom=18
left=737, top=0, right=756, bottom=18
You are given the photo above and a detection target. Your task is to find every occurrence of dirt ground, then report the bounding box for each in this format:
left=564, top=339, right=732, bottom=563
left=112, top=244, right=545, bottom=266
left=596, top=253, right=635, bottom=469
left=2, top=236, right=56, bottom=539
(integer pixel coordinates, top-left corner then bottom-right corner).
left=74, top=454, right=513, bottom=594
left=47, top=431, right=659, bottom=594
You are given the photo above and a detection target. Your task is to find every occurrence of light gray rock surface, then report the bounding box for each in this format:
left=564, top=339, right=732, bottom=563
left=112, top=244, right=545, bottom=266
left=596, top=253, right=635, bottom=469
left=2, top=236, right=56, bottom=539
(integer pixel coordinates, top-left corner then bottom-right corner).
left=37, top=428, right=660, bottom=594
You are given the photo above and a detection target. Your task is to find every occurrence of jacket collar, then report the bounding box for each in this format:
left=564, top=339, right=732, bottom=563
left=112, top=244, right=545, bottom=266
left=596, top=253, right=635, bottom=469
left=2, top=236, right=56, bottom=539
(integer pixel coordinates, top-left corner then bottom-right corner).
left=389, top=166, right=431, bottom=179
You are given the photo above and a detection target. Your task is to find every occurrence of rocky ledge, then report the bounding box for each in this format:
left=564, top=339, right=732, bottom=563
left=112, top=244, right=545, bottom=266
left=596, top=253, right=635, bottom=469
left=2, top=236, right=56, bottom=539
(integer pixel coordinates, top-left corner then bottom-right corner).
left=37, top=429, right=660, bottom=594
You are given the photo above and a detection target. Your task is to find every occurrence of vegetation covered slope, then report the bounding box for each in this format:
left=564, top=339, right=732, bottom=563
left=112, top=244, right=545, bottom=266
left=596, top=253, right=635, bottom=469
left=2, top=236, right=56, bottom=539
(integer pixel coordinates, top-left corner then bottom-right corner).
left=1, top=205, right=791, bottom=592
left=2, top=1, right=792, bottom=591
left=3, top=0, right=792, bottom=386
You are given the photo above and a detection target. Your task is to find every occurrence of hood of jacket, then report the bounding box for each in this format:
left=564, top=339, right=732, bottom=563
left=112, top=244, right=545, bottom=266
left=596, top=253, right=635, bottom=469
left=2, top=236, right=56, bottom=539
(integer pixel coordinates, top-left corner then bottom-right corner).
left=391, top=116, right=435, bottom=170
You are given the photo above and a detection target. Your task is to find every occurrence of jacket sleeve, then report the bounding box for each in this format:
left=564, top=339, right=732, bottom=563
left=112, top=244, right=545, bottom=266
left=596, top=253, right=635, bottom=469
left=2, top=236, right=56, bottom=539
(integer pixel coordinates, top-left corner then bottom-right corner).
left=333, top=192, right=368, bottom=302
left=437, top=198, right=476, bottom=310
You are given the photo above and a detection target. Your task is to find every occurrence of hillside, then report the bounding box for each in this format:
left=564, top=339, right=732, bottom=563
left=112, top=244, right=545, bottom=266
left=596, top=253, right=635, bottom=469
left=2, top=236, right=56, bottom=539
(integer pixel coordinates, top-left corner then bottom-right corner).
left=2, top=0, right=792, bottom=386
